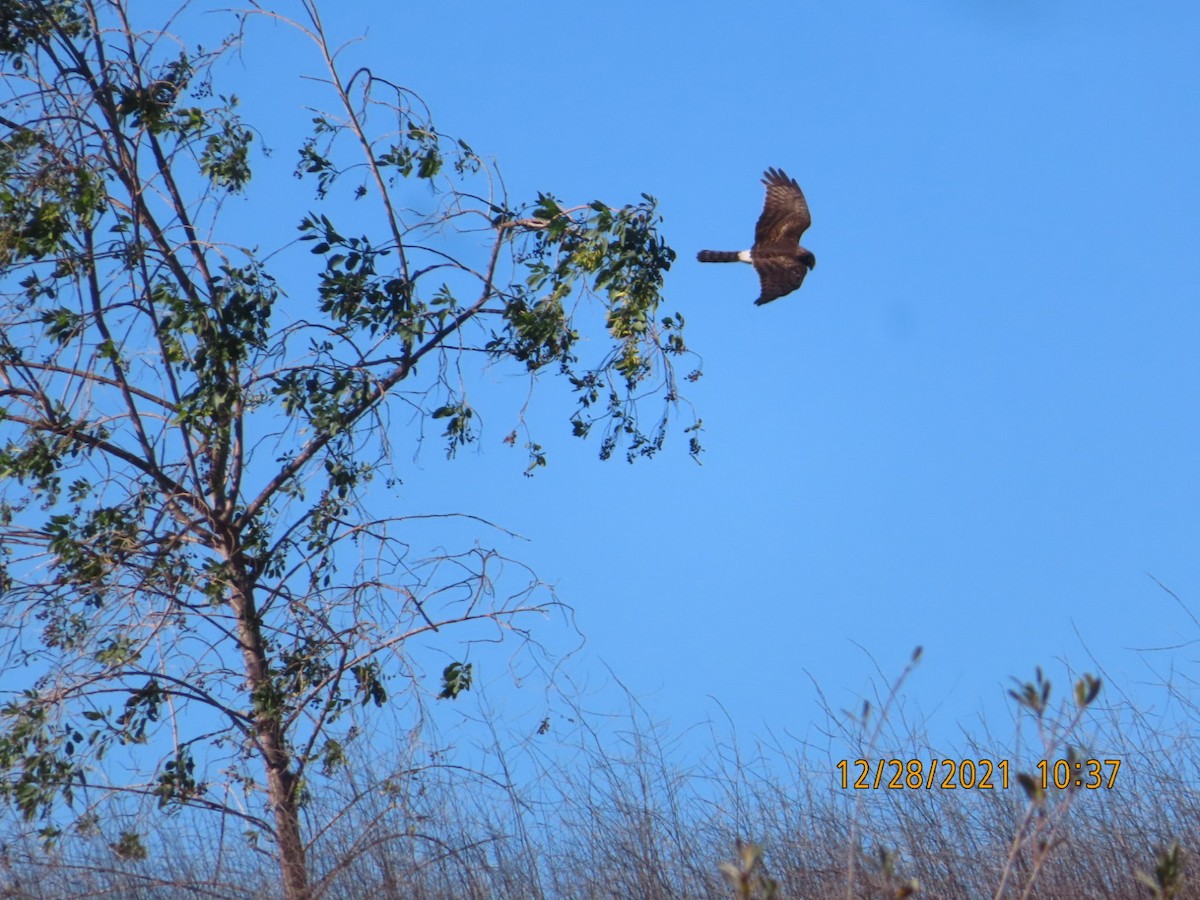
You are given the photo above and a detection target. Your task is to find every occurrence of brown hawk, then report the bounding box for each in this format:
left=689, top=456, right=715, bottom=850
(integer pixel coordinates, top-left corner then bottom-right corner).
left=697, top=167, right=816, bottom=306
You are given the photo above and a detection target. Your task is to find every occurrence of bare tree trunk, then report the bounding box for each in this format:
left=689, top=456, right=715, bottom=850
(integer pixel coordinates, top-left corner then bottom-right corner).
left=228, top=566, right=311, bottom=900
left=267, top=764, right=310, bottom=900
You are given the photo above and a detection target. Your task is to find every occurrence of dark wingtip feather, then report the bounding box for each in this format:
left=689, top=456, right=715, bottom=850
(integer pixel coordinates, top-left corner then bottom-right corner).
left=762, top=166, right=798, bottom=189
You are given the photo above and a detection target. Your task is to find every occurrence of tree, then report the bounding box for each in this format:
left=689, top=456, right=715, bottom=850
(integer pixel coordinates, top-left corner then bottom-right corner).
left=0, top=2, right=699, bottom=896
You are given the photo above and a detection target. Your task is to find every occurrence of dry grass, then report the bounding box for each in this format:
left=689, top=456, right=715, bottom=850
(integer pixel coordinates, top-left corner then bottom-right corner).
left=2, top=654, right=1196, bottom=900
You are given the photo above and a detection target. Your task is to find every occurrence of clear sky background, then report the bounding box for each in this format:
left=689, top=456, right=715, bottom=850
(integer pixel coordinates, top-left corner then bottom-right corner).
left=212, top=2, right=1199, bottom=756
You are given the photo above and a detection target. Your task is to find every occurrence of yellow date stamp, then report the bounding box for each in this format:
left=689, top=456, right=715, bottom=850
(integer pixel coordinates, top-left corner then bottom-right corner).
left=837, top=758, right=1010, bottom=790
left=836, top=758, right=1122, bottom=791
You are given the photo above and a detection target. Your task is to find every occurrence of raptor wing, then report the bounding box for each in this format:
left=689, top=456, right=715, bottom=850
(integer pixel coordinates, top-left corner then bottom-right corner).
left=752, top=255, right=810, bottom=306
left=753, top=167, right=811, bottom=250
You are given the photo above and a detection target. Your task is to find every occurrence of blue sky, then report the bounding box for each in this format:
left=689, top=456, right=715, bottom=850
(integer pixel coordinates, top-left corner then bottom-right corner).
left=221, top=2, right=1200, bottom=754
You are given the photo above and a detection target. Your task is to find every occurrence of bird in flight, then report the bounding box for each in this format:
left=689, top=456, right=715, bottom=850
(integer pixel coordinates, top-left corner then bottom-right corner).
left=697, top=167, right=816, bottom=306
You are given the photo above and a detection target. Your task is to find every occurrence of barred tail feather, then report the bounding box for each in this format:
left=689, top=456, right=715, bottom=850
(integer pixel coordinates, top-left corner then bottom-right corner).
left=697, top=250, right=743, bottom=263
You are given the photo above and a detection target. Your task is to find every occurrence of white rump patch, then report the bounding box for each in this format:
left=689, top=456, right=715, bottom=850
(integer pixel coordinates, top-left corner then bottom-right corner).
left=737, top=250, right=753, bottom=263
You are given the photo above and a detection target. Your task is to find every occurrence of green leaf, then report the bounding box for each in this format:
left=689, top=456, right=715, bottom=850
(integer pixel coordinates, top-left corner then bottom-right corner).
left=438, top=662, right=473, bottom=700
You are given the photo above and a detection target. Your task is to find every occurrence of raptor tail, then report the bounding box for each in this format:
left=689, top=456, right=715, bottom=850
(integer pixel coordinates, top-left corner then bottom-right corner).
left=696, top=250, right=744, bottom=263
